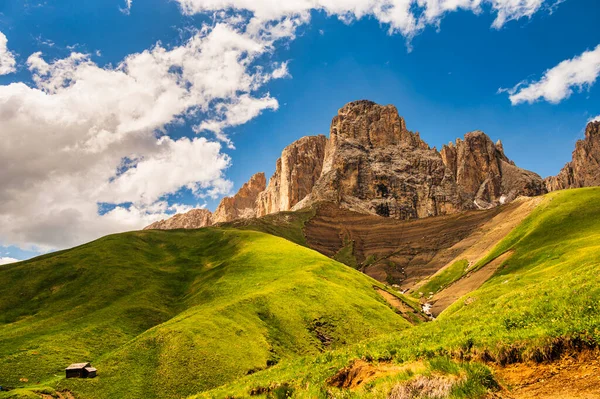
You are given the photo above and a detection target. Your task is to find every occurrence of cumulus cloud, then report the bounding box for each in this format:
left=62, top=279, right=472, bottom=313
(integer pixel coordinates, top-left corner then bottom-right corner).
left=504, top=44, right=600, bottom=105
left=0, top=31, right=17, bottom=75
left=175, top=0, right=559, bottom=40
left=590, top=115, right=600, bottom=122
left=0, top=23, right=286, bottom=251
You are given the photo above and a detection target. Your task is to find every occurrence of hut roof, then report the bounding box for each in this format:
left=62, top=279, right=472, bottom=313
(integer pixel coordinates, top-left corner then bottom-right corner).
left=84, top=367, right=97, bottom=372
left=66, top=363, right=91, bottom=370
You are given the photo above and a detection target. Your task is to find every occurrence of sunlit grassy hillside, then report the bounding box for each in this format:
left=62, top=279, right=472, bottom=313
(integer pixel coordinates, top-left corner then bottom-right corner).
left=0, top=229, right=409, bottom=399
left=197, top=188, right=600, bottom=398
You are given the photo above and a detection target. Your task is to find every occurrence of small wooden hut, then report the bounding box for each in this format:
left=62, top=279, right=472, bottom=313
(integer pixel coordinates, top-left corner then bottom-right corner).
left=65, top=363, right=97, bottom=378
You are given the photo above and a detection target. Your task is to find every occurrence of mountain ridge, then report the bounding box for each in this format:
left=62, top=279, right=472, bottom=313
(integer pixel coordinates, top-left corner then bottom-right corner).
left=145, top=100, right=561, bottom=230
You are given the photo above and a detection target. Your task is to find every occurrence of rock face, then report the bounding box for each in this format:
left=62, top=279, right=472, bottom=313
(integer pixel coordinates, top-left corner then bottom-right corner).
left=298, top=100, right=544, bottom=219
left=144, top=100, right=546, bottom=230
left=545, top=121, right=600, bottom=191
left=257, top=135, right=327, bottom=217
left=144, top=209, right=213, bottom=230
left=212, top=172, right=266, bottom=223
left=441, top=131, right=545, bottom=209
left=299, top=101, right=460, bottom=218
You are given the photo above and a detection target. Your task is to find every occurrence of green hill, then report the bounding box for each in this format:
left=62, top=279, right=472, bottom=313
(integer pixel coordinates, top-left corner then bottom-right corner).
left=2, top=188, right=600, bottom=399
left=196, top=188, right=600, bottom=398
left=0, top=229, right=410, bottom=398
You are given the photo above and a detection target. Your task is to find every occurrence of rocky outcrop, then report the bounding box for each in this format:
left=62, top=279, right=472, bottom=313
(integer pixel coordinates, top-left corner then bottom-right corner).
left=297, top=101, right=461, bottom=219
left=545, top=121, right=600, bottom=191
left=144, top=100, right=546, bottom=230
left=297, top=100, right=543, bottom=219
left=257, top=135, right=327, bottom=217
left=212, top=172, right=266, bottom=223
left=144, top=209, right=213, bottom=230
left=441, top=131, right=545, bottom=209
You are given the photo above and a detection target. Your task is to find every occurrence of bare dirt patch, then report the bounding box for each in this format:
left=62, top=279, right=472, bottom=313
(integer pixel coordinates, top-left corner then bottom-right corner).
left=493, top=350, right=600, bottom=399
left=328, top=359, right=425, bottom=389
left=37, top=390, right=76, bottom=399
left=304, top=202, right=505, bottom=287
left=389, top=375, right=459, bottom=399
left=412, top=196, right=542, bottom=295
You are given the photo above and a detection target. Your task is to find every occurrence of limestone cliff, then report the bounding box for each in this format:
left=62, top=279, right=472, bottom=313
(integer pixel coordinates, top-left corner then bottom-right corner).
left=545, top=121, right=600, bottom=191
left=441, top=131, right=545, bottom=209
left=256, top=135, right=327, bottom=216
left=144, top=100, right=546, bottom=229
left=297, top=100, right=543, bottom=218
left=212, top=172, right=266, bottom=223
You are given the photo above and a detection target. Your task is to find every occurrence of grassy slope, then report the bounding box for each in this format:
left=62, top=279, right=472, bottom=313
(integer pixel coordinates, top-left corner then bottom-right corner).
left=413, top=259, right=469, bottom=297
left=198, top=188, right=600, bottom=398
left=219, top=207, right=316, bottom=246
left=0, top=229, right=409, bottom=398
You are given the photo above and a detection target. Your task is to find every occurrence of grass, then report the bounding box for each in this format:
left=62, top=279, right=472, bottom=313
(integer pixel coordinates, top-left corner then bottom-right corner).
left=194, top=187, right=600, bottom=398
left=0, top=228, right=409, bottom=399
left=220, top=207, right=316, bottom=246
left=3, top=187, right=600, bottom=399
left=333, top=240, right=358, bottom=269
left=412, top=259, right=469, bottom=298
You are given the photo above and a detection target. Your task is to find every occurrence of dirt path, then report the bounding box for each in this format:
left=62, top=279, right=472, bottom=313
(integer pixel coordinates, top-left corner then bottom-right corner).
left=429, top=251, right=513, bottom=316
left=375, top=288, right=428, bottom=323
left=493, top=351, right=600, bottom=398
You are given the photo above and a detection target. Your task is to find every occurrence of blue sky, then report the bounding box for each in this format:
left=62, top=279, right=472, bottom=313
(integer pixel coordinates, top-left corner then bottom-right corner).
left=0, top=0, right=599, bottom=262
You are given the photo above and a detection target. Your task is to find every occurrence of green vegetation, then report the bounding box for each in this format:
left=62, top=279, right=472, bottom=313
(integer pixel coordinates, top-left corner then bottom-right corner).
left=2, top=188, right=600, bottom=399
left=413, top=259, right=469, bottom=297
left=195, top=188, right=600, bottom=398
left=333, top=240, right=358, bottom=269
left=221, top=206, right=316, bottom=246
left=0, top=228, right=408, bottom=399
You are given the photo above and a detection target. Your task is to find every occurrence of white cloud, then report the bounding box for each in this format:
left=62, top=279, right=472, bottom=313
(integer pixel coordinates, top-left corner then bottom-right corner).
left=504, top=44, right=600, bottom=105
left=0, top=31, right=17, bottom=75
left=0, top=23, right=286, bottom=251
left=0, top=257, right=19, bottom=265
left=175, top=0, right=559, bottom=40
left=120, top=0, right=133, bottom=14
left=590, top=115, right=600, bottom=122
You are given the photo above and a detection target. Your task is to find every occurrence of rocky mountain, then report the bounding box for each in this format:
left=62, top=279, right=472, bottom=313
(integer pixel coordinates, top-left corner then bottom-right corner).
left=144, top=208, right=213, bottom=230
left=256, top=135, right=327, bottom=217
left=545, top=121, right=600, bottom=191
left=441, top=131, right=545, bottom=209
left=212, top=172, right=266, bottom=223
left=297, top=100, right=543, bottom=218
left=145, top=100, right=546, bottom=230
